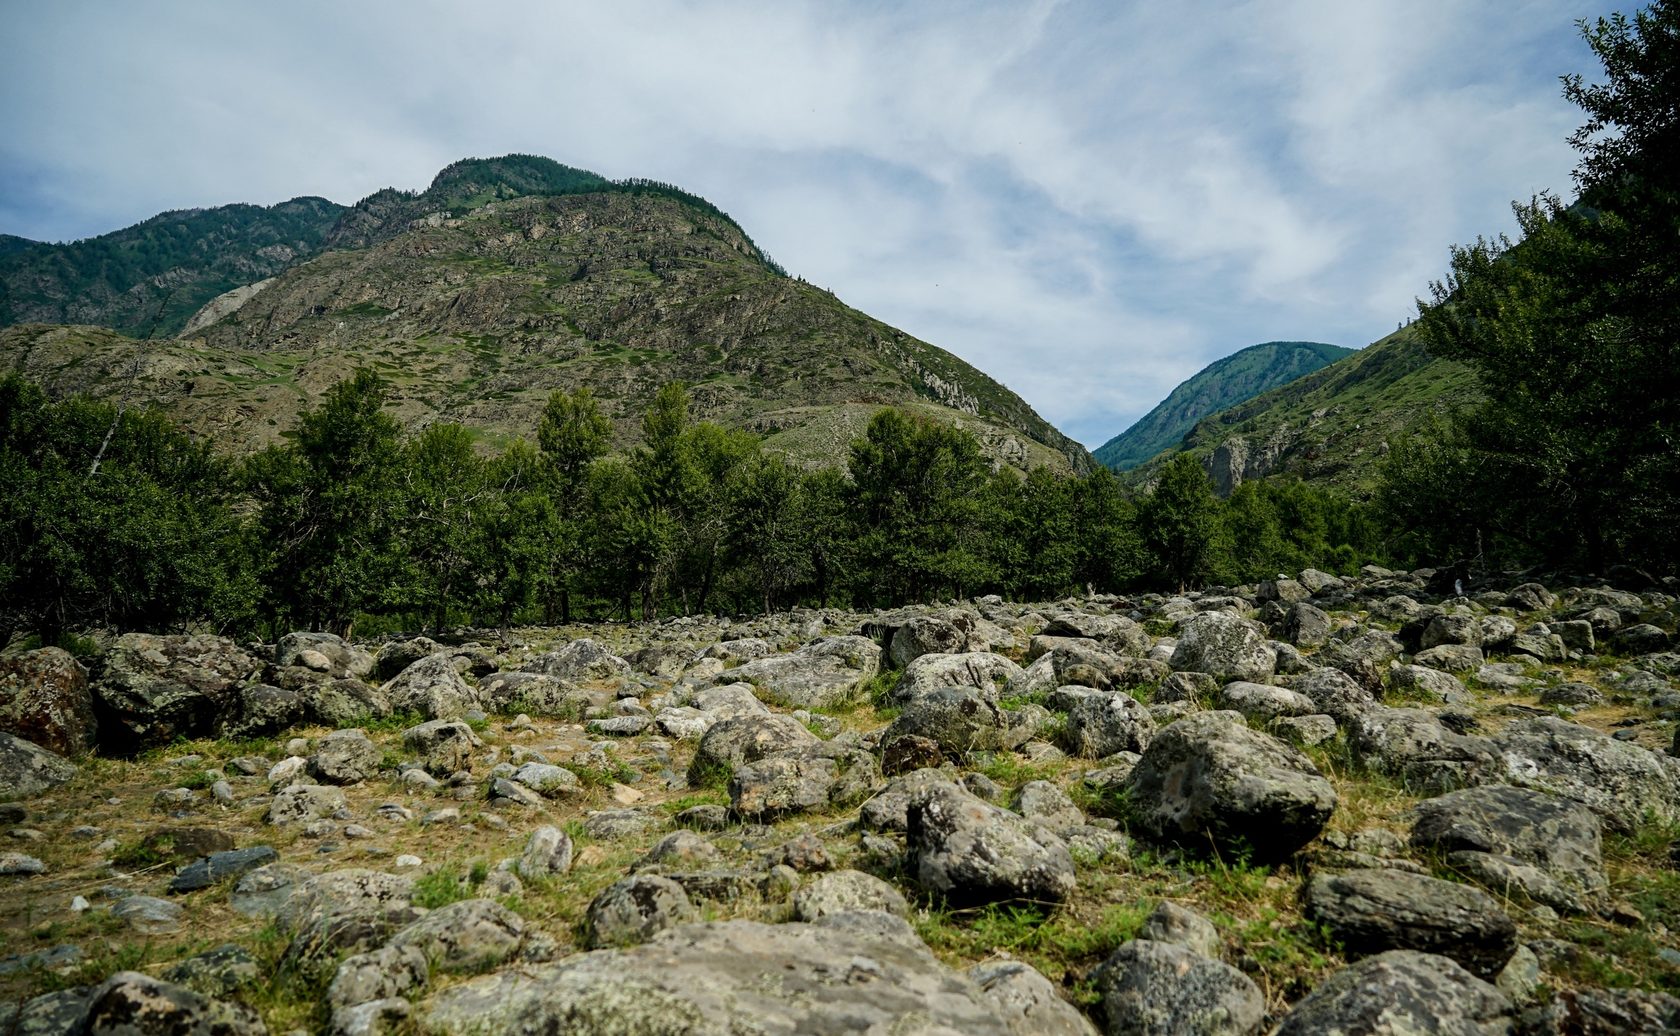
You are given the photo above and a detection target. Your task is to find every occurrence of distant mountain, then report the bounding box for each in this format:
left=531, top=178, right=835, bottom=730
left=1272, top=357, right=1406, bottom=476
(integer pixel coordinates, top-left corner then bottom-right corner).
left=1164, top=325, right=1479, bottom=495
left=0, top=234, right=39, bottom=258
left=0, top=156, right=1090, bottom=474
left=1094, top=341, right=1352, bottom=470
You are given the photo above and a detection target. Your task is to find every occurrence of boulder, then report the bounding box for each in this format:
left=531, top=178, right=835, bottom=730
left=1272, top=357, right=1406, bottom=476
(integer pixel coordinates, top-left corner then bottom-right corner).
left=1063, top=692, right=1156, bottom=758
left=307, top=728, right=382, bottom=785
left=688, top=713, right=818, bottom=783
left=267, top=783, right=349, bottom=826
left=78, top=971, right=266, bottom=1036
left=1422, top=613, right=1484, bottom=649
left=1288, top=665, right=1376, bottom=721
left=1091, top=939, right=1265, bottom=1036
left=1522, top=988, right=1680, bottom=1036
left=728, top=636, right=881, bottom=709
left=883, top=686, right=1009, bottom=759
left=890, top=651, right=1025, bottom=703
left=1281, top=602, right=1331, bottom=648
left=218, top=683, right=308, bottom=738
left=277, top=631, right=375, bottom=679
left=969, top=959, right=1100, bottom=1036
left=1389, top=664, right=1470, bottom=704
left=516, top=825, right=574, bottom=879
left=1414, top=644, right=1486, bottom=674
left=888, top=616, right=966, bottom=668
left=510, top=762, right=581, bottom=798
left=1304, top=868, right=1517, bottom=979
left=379, top=653, right=479, bottom=720
left=0, top=730, right=76, bottom=797
left=1123, top=711, right=1335, bottom=862
left=401, top=719, right=479, bottom=776
left=520, top=638, right=633, bottom=683
left=388, top=898, right=526, bottom=972
left=1345, top=708, right=1502, bottom=793
left=1272, top=950, right=1512, bottom=1036
left=1168, top=612, right=1275, bottom=684
left=860, top=767, right=954, bottom=832
left=728, top=742, right=878, bottom=818
left=422, top=919, right=1018, bottom=1035
left=585, top=874, right=696, bottom=948
left=275, top=869, right=414, bottom=935
left=792, top=869, right=909, bottom=921
left=1410, top=785, right=1605, bottom=895
left=1492, top=716, right=1680, bottom=830
left=906, top=780, right=1076, bottom=906
left=476, top=672, right=594, bottom=718
left=168, top=846, right=280, bottom=894
left=1139, top=901, right=1222, bottom=959
left=0, top=648, right=96, bottom=756
left=373, top=637, right=442, bottom=681
left=94, top=633, right=261, bottom=749
left=1214, top=681, right=1318, bottom=722
left=329, top=944, right=428, bottom=1012
left=1318, top=628, right=1403, bottom=693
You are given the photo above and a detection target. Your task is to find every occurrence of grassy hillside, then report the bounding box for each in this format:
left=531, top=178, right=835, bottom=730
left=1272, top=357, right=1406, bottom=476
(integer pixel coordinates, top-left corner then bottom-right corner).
left=1144, top=326, right=1479, bottom=494
left=1, top=188, right=1088, bottom=473
left=1094, top=341, right=1351, bottom=471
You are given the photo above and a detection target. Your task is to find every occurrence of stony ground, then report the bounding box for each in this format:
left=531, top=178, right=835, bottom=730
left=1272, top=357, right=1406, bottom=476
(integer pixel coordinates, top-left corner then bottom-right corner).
left=3, top=566, right=1680, bottom=1034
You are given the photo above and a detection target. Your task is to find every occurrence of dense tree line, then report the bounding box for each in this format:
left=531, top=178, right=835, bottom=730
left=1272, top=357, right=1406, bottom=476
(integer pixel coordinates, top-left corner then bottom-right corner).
left=0, top=373, right=1384, bottom=645
left=1379, top=1, right=1678, bottom=576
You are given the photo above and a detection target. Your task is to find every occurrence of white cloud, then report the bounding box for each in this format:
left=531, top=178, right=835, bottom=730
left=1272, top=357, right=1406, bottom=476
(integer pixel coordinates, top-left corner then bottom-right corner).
left=0, top=0, right=1619, bottom=446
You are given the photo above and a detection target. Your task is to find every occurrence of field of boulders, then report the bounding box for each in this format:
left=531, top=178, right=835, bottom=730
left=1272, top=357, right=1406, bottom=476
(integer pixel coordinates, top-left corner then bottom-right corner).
left=3, top=564, right=1680, bottom=1035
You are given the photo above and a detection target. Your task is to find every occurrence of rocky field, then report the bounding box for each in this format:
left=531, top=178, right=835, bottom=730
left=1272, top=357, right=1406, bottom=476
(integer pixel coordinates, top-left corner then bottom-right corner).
left=3, top=567, right=1680, bottom=1034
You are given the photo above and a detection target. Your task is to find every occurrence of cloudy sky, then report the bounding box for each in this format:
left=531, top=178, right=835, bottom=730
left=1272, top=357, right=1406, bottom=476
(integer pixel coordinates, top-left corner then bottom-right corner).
left=0, top=0, right=1621, bottom=447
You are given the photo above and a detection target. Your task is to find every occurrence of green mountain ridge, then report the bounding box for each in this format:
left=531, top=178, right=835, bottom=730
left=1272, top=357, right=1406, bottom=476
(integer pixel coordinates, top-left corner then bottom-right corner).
left=1094, top=340, right=1352, bottom=471
left=0, top=157, right=1090, bottom=474
left=1143, top=325, right=1480, bottom=495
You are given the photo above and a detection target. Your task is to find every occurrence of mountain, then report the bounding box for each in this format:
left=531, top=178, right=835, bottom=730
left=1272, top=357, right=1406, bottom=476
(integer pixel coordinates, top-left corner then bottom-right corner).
left=0, top=157, right=1090, bottom=473
left=0, top=197, right=347, bottom=337
left=1156, top=325, right=1479, bottom=494
left=1094, top=341, right=1352, bottom=471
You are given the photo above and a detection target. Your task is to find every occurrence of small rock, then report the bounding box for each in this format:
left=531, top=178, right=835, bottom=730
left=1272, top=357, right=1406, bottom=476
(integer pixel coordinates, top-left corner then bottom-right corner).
left=113, top=894, right=184, bottom=934
left=0, top=851, right=45, bottom=875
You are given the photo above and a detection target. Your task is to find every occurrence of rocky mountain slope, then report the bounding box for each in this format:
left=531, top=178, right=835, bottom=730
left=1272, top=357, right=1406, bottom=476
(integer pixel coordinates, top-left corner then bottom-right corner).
left=1094, top=341, right=1352, bottom=472
left=0, top=157, right=1089, bottom=472
left=1139, top=326, right=1480, bottom=495
left=3, top=571, right=1679, bottom=1032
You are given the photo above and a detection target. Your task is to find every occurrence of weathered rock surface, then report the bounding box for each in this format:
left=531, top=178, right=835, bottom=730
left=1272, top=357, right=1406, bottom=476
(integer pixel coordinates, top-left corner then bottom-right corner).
left=1092, top=939, right=1265, bottom=1036
left=308, top=728, right=382, bottom=785
left=728, top=635, right=881, bottom=709
left=0, top=729, right=76, bottom=797
left=95, top=633, right=262, bottom=749
left=0, top=647, right=96, bottom=756
left=1063, top=691, right=1156, bottom=758
left=969, top=959, right=1100, bottom=1036
left=1491, top=716, right=1680, bottom=830
left=423, top=919, right=1021, bottom=1036
left=1274, top=950, right=1513, bottom=1035
left=792, top=869, right=909, bottom=921
left=1410, top=785, right=1606, bottom=896
left=906, top=780, right=1076, bottom=906
left=379, top=653, right=479, bottom=720
left=1169, top=612, right=1275, bottom=684
left=584, top=874, right=696, bottom=948
left=891, top=651, right=1025, bottom=703
left=1304, top=867, right=1518, bottom=979
left=77, top=970, right=267, bottom=1035
left=884, top=686, right=1010, bottom=759
left=1124, top=711, right=1336, bottom=861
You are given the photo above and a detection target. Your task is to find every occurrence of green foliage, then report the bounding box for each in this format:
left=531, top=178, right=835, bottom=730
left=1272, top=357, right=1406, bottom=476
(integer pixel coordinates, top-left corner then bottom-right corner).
left=1139, top=453, right=1226, bottom=589
left=1382, top=3, right=1680, bottom=573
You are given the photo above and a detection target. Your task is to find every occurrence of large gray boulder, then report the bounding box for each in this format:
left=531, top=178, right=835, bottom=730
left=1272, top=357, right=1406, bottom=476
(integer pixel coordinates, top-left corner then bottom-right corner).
left=307, top=728, right=382, bottom=785
left=890, top=651, right=1025, bottom=704
left=95, top=633, right=262, bottom=749
left=888, top=616, right=966, bottom=668
left=906, top=780, right=1076, bottom=906
left=1091, top=939, right=1264, bottom=1036
left=1273, top=950, right=1512, bottom=1035
left=267, top=783, right=349, bottom=826
left=969, top=959, right=1100, bottom=1036
left=401, top=719, right=479, bottom=776
left=276, top=631, right=375, bottom=679
left=0, top=730, right=76, bottom=798
left=1346, top=708, right=1502, bottom=793
left=379, top=653, right=479, bottom=720
left=791, top=869, right=909, bottom=922
left=1304, top=868, right=1517, bottom=980
left=1124, top=711, right=1335, bottom=862
left=728, top=742, right=879, bottom=818
left=1287, top=666, right=1375, bottom=722
left=1063, top=692, right=1156, bottom=758
left=883, top=687, right=1009, bottom=760
left=1491, top=716, right=1680, bottom=831
left=1169, top=613, right=1275, bottom=684
left=476, top=672, right=594, bottom=718
left=688, top=713, right=818, bottom=783
left=585, top=874, right=696, bottom=948
left=0, top=648, right=96, bottom=756
left=422, top=919, right=1020, bottom=1035
left=1410, top=785, right=1606, bottom=898
left=728, top=636, right=881, bottom=709
left=388, top=898, right=527, bottom=973
left=520, top=638, right=632, bottom=683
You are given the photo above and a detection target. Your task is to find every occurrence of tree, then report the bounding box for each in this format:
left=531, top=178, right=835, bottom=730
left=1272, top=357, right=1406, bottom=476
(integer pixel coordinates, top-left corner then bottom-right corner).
left=727, top=452, right=808, bottom=614
left=536, top=386, right=611, bottom=622
left=247, top=370, right=402, bottom=634
left=395, top=423, right=488, bottom=631
left=1139, top=453, right=1224, bottom=590
left=1403, top=3, right=1679, bottom=572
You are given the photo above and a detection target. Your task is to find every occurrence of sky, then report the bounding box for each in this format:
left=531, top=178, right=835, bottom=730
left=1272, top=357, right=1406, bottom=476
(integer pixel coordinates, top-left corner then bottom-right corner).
left=0, top=0, right=1623, bottom=448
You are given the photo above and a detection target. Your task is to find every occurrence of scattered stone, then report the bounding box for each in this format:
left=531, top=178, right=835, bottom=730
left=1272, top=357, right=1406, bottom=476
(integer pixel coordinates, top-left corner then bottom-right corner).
left=510, top=761, right=581, bottom=798
left=388, top=898, right=526, bottom=972
left=584, top=874, right=697, bottom=948
left=79, top=970, right=266, bottom=1035
left=792, top=869, right=909, bottom=921
left=228, top=862, right=308, bottom=918
left=1140, top=900, right=1222, bottom=959
left=1092, top=939, right=1265, bottom=1036
left=0, top=647, right=97, bottom=756
left=890, top=651, right=1026, bottom=703
left=883, top=686, right=1010, bottom=759
left=268, top=783, right=350, bottom=826
left=169, top=846, right=279, bottom=893
left=969, top=958, right=1101, bottom=1036
left=163, top=944, right=259, bottom=998
left=0, top=730, right=76, bottom=797
left=1169, top=612, right=1276, bottom=684
left=1492, top=715, right=1680, bottom=830
left=1064, top=691, right=1156, bottom=758
left=1410, top=784, right=1606, bottom=896
left=1124, top=711, right=1336, bottom=862
left=727, top=635, right=881, bottom=709
left=380, top=653, right=479, bottom=719
left=308, top=728, right=383, bottom=785
left=113, top=895, right=184, bottom=934
left=906, top=779, right=1076, bottom=906
left=516, top=825, right=574, bottom=879
left=1273, top=950, right=1512, bottom=1035
left=1304, top=867, right=1517, bottom=979
left=94, top=633, right=262, bottom=749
